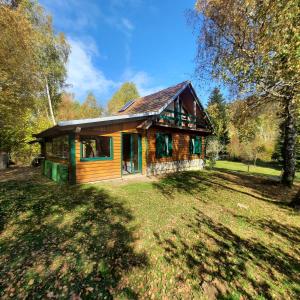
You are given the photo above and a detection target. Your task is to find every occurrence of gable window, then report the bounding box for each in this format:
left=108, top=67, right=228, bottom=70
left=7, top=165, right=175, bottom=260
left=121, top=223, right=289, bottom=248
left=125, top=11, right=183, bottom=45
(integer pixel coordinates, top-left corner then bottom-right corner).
left=80, top=136, right=113, bottom=161
left=190, top=136, right=202, bottom=155
left=156, top=133, right=172, bottom=158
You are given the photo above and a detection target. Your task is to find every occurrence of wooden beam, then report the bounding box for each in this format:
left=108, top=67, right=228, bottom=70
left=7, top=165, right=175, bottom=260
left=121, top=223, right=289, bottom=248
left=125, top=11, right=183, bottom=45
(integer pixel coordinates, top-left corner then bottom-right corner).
left=154, top=122, right=211, bottom=134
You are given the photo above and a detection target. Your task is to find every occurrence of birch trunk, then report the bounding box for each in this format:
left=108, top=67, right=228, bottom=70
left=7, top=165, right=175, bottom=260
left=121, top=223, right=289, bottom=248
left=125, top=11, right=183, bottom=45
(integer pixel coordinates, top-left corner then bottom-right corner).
left=281, top=96, right=297, bottom=187
left=45, top=78, right=56, bottom=125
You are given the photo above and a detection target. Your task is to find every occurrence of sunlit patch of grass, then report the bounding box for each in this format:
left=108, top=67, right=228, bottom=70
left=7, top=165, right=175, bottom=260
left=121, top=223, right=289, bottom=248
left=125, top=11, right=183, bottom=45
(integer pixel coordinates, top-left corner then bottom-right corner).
left=215, top=159, right=300, bottom=180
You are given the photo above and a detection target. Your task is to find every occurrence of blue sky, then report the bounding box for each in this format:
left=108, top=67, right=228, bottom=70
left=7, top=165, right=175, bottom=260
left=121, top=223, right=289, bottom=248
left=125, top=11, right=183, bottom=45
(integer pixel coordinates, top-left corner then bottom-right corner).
left=40, top=0, right=226, bottom=107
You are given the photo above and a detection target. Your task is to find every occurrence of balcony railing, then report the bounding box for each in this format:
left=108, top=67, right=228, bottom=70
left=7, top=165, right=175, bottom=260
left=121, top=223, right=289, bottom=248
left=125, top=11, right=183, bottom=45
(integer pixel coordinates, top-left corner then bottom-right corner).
left=158, top=109, right=207, bottom=129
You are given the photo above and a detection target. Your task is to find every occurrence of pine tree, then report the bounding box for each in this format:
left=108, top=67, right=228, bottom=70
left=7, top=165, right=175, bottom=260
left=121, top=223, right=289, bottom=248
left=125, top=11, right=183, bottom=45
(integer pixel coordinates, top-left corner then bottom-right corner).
left=207, top=88, right=229, bottom=147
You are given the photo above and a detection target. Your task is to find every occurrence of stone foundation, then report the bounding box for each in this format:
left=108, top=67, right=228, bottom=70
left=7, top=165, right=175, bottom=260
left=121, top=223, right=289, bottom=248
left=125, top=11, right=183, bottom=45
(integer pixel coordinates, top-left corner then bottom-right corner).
left=147, top=159, right=204, bottom=176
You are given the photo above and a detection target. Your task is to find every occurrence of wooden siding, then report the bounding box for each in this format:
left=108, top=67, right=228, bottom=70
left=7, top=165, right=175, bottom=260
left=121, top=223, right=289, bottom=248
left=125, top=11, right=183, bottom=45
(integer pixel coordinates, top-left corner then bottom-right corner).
left=75, top=121, right=147, bottom=183
left=147, top=127, right=205, bottom=164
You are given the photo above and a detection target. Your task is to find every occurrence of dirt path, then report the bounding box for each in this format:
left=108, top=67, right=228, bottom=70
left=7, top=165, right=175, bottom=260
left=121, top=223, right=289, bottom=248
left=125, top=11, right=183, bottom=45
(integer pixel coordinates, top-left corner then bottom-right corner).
left=0, top=166, right=40, bottom=182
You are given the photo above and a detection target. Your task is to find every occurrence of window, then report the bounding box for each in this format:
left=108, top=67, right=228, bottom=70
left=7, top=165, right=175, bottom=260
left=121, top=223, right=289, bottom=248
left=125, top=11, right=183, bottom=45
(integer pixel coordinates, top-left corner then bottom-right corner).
left=45, top=135, right=69, bottom=159
left=190, top=136, right=202, bottom=155
left=80, top=136, right=113, bottom=161
left=156, top=133, right=172, bottom=158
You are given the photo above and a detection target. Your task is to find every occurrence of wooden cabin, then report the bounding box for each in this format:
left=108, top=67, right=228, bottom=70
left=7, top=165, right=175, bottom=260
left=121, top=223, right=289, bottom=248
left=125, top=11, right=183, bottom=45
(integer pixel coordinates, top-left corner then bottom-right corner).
left=34, top=81, right=213, bottom=184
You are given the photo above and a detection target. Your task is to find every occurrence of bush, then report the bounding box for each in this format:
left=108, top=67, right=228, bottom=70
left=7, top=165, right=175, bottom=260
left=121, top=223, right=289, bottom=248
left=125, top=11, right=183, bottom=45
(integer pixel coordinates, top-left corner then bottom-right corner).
left=206, top=137, right=223, bottom=169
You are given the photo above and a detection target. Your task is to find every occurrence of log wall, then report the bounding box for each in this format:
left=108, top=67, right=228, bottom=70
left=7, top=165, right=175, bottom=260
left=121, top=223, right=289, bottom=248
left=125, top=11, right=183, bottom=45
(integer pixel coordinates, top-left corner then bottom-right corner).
left=146, top=127, right=205, bottom=175
left=74, top=121, right=147, bottom=183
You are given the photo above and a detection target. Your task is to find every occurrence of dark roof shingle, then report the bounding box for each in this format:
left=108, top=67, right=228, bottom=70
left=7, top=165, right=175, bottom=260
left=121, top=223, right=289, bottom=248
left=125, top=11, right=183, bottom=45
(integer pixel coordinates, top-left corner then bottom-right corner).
left=115, top=81, right=189, bottom=115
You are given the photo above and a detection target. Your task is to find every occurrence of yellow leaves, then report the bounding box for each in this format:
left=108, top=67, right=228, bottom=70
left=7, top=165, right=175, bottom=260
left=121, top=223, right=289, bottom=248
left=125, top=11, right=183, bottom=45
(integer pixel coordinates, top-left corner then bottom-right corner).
left=50, top=256, right=65, bottom=272
left=107, top=82, right=140, bottom=114
left=28, top=279, right=34, bottom=286
left=86, top=286, right=94, bottom=292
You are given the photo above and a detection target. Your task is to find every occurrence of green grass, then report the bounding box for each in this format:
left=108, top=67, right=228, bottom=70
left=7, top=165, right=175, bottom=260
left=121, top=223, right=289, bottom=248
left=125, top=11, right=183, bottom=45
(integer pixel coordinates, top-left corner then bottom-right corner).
left=0, top=168, right=299, bottom=299
left=215, top=160, right=300, bottom=180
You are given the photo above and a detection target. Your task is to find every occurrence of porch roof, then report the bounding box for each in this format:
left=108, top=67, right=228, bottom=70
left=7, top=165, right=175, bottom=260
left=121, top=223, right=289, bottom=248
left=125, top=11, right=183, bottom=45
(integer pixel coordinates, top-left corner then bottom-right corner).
left=34, top=113, right=152, bottom=138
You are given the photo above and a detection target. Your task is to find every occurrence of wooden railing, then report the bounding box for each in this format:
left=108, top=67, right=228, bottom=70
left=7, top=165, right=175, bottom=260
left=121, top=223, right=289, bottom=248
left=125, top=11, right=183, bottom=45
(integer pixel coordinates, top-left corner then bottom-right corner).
left=158, top=109, right=206, bottom=129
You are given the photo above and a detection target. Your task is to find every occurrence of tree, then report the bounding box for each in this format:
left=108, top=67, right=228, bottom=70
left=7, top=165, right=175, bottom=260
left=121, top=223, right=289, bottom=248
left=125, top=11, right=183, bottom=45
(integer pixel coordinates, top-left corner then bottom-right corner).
left=26, top=1, right=70, bottom=125
left=0, top=2, right=40, bottom=154
left=207, top=88, right=229, bottom=147
left=56, top=92, right=103, bottom=121
left=193, top=0, right=299, bottom=186
left=227, top=99, right=280, bottom=164
left=0, top=1, right=69, bottom=161
left=273, top=112, right=300, bottom=171
left=205, top=136, right=223, bottom=169
left=81, top=92, right=103, bottom=118
left=56, top=93, right=82, bottom=121
left=107, top=82, right=139, bottom=114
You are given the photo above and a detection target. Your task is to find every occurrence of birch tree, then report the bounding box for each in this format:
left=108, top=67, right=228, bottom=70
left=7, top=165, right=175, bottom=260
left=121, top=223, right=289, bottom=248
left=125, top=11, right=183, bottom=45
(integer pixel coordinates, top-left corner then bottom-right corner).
left=193, top=0, right=300, bottom=186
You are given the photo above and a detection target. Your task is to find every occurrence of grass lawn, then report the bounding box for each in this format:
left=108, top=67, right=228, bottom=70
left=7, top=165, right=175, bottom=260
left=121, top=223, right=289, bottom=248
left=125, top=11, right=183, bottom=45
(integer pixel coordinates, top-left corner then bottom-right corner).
left=215, top=160, right=300, bottom=181
left=0, top=167, right=299, bottom=299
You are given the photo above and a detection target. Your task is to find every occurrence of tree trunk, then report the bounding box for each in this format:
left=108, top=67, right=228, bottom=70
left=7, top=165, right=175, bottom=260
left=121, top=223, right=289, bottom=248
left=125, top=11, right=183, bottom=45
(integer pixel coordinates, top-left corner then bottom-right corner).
left=45, top=78, right=56, bottom=126
left=290, top=188, right=300, bottom=208
left=281, top=96, right=297, bottom=187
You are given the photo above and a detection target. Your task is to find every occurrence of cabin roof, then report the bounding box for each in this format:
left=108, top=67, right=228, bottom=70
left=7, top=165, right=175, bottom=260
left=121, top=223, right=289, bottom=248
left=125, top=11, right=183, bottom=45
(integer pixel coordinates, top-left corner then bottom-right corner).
left=34, top=80, right=212, bottom=138
left=115, top=81, right=189, bottom=115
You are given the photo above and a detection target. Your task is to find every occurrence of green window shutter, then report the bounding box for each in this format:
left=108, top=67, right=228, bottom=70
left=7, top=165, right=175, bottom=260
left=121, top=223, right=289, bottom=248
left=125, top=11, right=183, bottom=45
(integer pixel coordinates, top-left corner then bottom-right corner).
left=167, top=134, right=172, bottom=156
left=195, top=136, right=200, bottom=154
left=199, top=136, right=202, bottom=155
left=190, top=137, right=194, bottom=154
left=156, top=133, right=163, bottom=158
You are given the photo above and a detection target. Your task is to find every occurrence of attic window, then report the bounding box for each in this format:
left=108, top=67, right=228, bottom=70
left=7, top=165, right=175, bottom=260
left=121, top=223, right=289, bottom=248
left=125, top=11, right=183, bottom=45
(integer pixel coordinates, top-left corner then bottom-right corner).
left=118, top=100, right=134, bottom=112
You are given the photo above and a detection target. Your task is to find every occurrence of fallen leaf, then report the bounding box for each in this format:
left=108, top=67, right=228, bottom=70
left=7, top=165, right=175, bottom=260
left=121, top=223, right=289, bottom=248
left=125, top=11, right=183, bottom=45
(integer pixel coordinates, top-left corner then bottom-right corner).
left=28, top=279, right=34, bottom=286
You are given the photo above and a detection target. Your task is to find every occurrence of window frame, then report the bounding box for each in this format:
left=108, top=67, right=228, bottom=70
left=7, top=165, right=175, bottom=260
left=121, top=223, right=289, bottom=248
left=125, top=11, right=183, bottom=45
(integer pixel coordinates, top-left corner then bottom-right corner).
left=45, top=135, right=69, bottom=160
left=190, top=136, right=202, bottom=155
left=156, top=133, right=173, bottom=158
left=80, top=135, right=114, bottom=162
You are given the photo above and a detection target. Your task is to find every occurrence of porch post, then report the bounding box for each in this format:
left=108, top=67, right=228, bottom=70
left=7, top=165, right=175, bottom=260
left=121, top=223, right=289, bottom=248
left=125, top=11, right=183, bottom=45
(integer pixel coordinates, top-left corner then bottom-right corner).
left=194, top=100, right=197, bottom=128
left=69, top=133, right=76, bottom=184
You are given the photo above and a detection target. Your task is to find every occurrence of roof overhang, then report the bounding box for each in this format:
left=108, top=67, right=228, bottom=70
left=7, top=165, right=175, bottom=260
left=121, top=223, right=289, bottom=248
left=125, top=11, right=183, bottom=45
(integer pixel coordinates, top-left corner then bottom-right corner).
left=34, top=112, right=157, bottom=138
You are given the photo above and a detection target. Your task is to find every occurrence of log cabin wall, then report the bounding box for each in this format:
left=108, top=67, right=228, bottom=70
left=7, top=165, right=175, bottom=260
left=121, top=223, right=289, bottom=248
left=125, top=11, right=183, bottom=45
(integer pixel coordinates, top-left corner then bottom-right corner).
left=146, top=127, right=205, bottom=175
left=74, top=121, right=147, bottom=183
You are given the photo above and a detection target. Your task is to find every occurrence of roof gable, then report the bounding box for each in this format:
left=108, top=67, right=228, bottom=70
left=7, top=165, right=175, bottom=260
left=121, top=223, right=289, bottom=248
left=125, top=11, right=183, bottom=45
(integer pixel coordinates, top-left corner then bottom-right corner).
left=115, top=80, right=212, bottom=129
left=115, top=81, right=189, bottom=116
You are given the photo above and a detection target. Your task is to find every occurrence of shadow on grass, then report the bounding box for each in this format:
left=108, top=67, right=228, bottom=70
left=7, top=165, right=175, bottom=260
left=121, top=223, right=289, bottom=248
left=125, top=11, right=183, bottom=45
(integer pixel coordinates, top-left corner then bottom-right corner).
left=212, top=171, right=297, bottom=207
left=152, top=170, right=300, bottom=298
left=152, top=171, right=212, bottom=200
left=0, top=178, right=148, bottom=299
left=231, top=213, right=300, bottom=248
left=154, top=208, right=300, bottom=299
left=153, top=169, right=296, bottom=209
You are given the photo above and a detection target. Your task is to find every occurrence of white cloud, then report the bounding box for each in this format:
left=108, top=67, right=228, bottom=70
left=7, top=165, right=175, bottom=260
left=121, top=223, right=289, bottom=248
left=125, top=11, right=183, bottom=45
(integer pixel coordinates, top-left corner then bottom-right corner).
left=66, top=40, right=163, bottom=102
left=122, top=69, right=164, bottom=96
left=121, top=18, right=134, bottom=31
left=66, top=39, right=116, bottom=100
